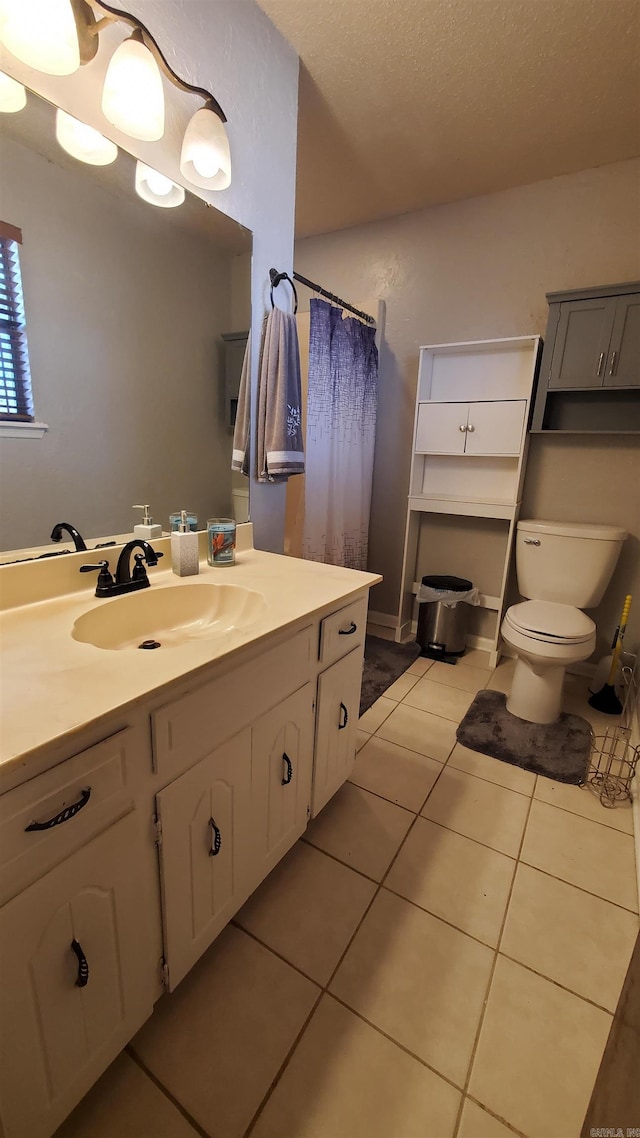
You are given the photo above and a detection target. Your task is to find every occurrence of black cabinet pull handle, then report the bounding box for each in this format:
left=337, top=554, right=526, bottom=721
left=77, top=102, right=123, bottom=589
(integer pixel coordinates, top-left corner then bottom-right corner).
left=281, top=752, right=293, bottom=785
left=209, top=817, right=222, bottom=856
left=339, top=702, right=349, bottom=730
left=71, top=939, right=89, bottom=988
left=25, top=788, right=91, bottom=832
left=338, top=622, right=357, bottom=636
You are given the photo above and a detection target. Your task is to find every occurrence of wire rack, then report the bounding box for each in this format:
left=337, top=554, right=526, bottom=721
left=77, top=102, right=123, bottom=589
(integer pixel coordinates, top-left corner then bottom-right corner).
left=587, top=650, right=639, bottom=807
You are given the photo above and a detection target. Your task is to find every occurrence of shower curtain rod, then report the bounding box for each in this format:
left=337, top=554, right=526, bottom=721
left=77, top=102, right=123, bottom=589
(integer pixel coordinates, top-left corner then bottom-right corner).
left=269, top=268, right=376, bottom=325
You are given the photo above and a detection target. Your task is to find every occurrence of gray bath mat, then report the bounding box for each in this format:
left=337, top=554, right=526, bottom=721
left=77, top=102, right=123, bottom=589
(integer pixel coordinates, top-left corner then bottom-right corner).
left=456, top=689, right=593, bottom=784
left=360, top=636, right=421, bottom=716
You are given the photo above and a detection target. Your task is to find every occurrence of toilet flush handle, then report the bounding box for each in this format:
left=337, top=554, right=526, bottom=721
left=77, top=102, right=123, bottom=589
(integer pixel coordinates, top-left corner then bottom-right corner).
left=524, top=538, right=541, bottom=546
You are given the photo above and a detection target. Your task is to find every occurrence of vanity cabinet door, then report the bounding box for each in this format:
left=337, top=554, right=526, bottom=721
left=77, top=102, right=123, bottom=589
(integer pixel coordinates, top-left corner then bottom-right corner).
left=156, top=728, right=253, bottom=991
left=311, top=647, right=364, bottom=817
left=0, top=812, right=154, bottom=1138
left=605, top=294, right=640, bottom=387
left=251, top=683, right=315, bottom=883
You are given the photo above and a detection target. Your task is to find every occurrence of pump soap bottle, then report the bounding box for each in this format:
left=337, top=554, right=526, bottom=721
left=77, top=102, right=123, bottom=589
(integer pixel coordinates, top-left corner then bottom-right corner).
left=133, top=504, right=163, bottom=540
left=171, top=510, right=199, bottom=577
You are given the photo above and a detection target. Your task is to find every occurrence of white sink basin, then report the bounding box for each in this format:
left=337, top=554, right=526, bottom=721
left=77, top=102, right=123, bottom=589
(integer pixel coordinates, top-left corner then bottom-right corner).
left=72, top=583, right=266, bottom=650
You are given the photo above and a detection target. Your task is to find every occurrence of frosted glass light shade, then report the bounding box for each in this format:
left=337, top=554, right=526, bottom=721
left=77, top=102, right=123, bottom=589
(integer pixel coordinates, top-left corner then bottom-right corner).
left=0, top=71, right=26, bottom=113
left=56, top=109, right=118, bottom=166
left=0, top=0, right=80, bottom=75
left=102, top=37, right=164, bottom=142
left=180, top=106, right=231, bottom=190
left=135, top=162, right=185, bottom=208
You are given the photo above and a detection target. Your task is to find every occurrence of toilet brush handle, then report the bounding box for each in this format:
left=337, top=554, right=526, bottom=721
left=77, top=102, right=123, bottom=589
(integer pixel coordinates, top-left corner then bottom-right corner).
left=607, top=594, right=632, bottom=685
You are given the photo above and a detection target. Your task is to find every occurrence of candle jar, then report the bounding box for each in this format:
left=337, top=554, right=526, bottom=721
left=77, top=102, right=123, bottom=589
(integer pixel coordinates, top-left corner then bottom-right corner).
left=207, top=518, right=236, bottom=566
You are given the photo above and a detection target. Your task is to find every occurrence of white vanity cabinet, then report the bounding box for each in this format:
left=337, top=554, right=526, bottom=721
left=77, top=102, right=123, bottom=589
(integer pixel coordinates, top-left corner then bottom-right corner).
left=0, top=577, right=376, bottom=1137
left=312, top=596, right=368, bottom=817
left=156, top=728, right=254, bottom=991
left=0, top=812, right=156, bottom=1138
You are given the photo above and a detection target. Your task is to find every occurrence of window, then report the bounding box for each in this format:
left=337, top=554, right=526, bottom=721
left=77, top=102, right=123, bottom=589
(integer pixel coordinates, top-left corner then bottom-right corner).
left=0, top=221, right=34, bottom=422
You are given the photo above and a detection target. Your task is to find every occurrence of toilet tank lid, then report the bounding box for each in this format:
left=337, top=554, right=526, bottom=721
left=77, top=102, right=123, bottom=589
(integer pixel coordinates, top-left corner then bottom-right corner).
left=508, top=601, right=596, bottom=639
left=517, top=519, right=627, bottom=541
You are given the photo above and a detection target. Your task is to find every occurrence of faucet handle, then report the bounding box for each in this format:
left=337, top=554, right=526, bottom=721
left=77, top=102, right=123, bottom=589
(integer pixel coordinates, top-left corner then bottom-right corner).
left=132, top=552, right=149, bottom=582
left=79, top=560, right=114, bottom=595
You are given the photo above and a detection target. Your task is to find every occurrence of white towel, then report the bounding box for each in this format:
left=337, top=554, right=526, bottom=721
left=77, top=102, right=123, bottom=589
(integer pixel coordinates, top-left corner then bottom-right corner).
left=257, top=307, right=305, bottom=483
left=231, top=332, right=251, bottom=476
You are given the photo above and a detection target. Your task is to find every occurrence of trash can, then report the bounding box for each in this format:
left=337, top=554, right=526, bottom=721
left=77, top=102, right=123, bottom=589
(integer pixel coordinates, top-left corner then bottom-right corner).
left=416, top=575, right=474, bottom=658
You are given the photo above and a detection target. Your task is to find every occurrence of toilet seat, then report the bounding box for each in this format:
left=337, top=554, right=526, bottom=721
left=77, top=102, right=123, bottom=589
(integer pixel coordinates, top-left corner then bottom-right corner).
left=504, top=601, right=595, bottom=645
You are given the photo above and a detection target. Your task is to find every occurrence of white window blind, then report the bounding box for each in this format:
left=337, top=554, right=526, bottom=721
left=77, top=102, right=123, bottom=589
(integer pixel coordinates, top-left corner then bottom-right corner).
left=0, top=221, right=34, bottom=422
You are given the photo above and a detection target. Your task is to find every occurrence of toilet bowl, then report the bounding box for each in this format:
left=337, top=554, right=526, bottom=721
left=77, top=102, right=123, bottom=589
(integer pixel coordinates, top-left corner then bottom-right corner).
left=500, top=519, right=626, bottom=726
left=501, top=601, right=596, bottom=724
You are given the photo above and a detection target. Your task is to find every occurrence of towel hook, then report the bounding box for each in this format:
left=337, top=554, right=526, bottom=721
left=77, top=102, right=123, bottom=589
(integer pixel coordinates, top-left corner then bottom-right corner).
left=269, top=268, right=298, bottom=314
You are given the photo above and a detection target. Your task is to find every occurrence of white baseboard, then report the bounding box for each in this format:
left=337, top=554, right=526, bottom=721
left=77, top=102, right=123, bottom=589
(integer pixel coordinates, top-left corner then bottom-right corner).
left=367, top=611, right=397, bottom=628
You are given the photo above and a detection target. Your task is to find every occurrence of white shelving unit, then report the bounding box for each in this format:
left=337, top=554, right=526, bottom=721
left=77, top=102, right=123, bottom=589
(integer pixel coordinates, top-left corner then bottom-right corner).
left=397, top=336, right=542, bottom=667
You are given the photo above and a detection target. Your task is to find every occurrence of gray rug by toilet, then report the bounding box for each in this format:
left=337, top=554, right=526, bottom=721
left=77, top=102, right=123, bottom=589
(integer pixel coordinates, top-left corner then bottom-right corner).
left=456, top=690, right=593, bottom=784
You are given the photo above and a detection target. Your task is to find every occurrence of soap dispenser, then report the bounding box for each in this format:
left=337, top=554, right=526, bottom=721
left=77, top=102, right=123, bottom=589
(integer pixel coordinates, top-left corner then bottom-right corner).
left=133, top=504, right=163, bottom=541
left=171, top=510, right=199, bottom=577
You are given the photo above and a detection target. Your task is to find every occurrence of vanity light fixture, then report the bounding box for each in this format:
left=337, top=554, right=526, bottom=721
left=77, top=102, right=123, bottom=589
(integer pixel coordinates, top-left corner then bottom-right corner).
left=55, top=108, right=118, bottom=164
left=0, top=0, right=97, bottom=76
left=180, top=103, right=231, bottom=190
left=135, top=161, right=185, bottom=209
left=101, top=30, right=164, bottom=142
left=0, top=70, right=26, bottom=113
left=0, top=0, right=231, bottom=187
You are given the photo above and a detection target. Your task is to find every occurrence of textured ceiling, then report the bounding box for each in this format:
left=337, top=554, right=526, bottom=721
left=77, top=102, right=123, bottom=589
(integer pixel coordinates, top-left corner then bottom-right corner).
left=257, top=0, right=640, bottom=237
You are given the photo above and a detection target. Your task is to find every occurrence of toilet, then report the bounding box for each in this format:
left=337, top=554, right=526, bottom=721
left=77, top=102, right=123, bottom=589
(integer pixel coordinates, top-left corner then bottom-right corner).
left=501, top=520, right=627, bottom=724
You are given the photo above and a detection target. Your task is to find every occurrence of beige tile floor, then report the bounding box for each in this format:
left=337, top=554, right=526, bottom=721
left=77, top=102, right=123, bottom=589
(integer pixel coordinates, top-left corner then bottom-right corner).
left=58, top=652, right=639, bottom=1138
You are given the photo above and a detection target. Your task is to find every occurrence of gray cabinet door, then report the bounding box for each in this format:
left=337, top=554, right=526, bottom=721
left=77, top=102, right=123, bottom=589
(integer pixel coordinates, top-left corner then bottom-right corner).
left=605, top=295, right=640, bottom=387
left=549, top=298, right=616, bottom=388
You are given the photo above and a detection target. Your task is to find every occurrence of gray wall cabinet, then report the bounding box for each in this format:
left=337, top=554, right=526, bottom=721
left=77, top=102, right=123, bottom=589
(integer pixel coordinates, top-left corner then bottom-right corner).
left=532, top=281, right=640, bottom=433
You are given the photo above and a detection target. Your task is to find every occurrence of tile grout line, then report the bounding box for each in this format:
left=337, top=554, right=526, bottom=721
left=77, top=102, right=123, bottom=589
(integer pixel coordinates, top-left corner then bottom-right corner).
left=517, top=856, right=640, bottom=916
left=125, top=1046, right=211, bottom=1138
left=242, top=749, right=456, bottom=1137
left=451, top=787, right=537, bottom=1138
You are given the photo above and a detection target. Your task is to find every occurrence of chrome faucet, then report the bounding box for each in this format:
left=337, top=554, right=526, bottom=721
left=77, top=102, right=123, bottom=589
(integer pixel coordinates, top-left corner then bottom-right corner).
left=80, top=540, right=163, bottom=598
left=51, top=522, right=87, bottom=552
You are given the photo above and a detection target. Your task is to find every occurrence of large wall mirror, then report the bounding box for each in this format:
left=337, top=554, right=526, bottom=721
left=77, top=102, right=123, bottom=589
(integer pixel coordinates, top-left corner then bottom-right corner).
left=0, top=85, right=251, bottom=562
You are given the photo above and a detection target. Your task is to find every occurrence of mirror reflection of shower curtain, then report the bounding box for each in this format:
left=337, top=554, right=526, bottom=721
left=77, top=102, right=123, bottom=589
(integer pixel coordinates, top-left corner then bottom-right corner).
left=301, top=298, right=378, bottom=570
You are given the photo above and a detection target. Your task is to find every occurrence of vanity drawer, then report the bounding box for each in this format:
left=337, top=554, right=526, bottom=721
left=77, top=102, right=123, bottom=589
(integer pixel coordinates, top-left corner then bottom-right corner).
left=0, top=728, right=133, bottom=906
left=153, top=626, right=314, bottom=781
left=319, top=596, right=368, bottom=668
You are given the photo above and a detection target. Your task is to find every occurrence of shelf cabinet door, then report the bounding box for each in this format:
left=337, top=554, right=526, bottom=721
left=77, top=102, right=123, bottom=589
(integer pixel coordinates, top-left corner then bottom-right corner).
left=0, top=812, right=154, bottom=1138
left=606, top=295, right=640, bottom=387
left=548, top=298, right=617, bottom=388
left=464, top=401, right=527, bottom=455
left=157, top=728, right=253, bottom=990
left=252, top=684, right=315, bottom=881
left=311, top=647, right=364, bottom=817
left=415, top=403, right=468, bottom=454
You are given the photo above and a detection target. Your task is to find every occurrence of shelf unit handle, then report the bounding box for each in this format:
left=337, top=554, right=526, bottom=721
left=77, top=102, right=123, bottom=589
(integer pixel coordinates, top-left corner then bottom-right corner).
left=596, top=351, right=605, bottom=377
left=466, top=423, right=475, bottom=432
left=608, top=351, right=617, bottom=376
left=458, top=424, right=467, bottom=432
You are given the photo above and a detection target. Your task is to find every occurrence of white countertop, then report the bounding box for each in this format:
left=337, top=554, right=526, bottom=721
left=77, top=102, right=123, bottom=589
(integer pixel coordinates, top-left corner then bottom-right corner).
left=0, top=547, right=380, bottom=773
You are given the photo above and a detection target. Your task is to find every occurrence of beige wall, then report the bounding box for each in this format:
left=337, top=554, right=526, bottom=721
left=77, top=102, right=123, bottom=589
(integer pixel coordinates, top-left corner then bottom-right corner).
left=0, top=135, right=235, bottom=549
left=295, top=158, right=640, bottom=656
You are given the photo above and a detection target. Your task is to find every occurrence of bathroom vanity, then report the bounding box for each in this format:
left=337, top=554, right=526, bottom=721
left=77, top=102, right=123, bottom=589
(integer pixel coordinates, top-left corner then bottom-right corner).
left=0, top=532, right=380, bottom=1138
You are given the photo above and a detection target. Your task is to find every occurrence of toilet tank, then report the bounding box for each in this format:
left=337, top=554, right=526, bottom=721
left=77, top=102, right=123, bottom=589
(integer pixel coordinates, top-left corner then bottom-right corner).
left=516, top=520, right=627, bottom=607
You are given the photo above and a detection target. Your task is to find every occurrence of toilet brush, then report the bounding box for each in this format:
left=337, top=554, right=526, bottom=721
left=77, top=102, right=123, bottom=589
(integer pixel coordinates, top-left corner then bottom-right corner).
left=588, top=594, right=632, bottom=715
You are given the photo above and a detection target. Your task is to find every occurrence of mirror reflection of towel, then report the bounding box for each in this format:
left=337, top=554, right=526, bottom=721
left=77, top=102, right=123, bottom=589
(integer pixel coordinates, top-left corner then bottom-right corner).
left=257, top=307, right=305, bottom=483
left=231, top=331, right=251, bottom=476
